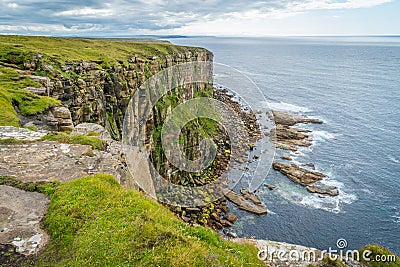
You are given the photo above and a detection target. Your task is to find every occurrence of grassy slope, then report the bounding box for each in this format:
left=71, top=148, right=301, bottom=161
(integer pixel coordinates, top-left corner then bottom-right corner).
left=0, top=67, right=60, bottom=126
left=38, top=174, right=264, bottom=267
left=0, top=35, right=207, bottom=68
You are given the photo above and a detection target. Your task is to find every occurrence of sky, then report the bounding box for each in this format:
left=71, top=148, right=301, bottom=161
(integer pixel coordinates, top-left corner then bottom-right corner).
left=0, top=0, right=399, bottom=37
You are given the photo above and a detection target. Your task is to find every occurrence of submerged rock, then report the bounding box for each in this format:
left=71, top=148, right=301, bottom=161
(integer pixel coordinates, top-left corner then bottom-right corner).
left=264, top=184, right=276, bottom=190
left=280, top=155, right=292, bottom=161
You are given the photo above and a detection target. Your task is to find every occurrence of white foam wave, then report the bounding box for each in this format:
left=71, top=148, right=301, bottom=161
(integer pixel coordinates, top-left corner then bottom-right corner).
left=391, top=211, right=400, bottom=223
left=299, top=185, right=357, bottom=213
left=277, top=178, right=357, bottom=213
left=310, top=131, right=338, bottom=145
left=267, top=101, right=312, bottom=113
left=388, top=155, right=400, bottom=164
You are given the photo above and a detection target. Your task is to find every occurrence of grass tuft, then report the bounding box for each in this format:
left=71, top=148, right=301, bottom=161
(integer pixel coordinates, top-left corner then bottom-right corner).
left=41, top=132, right=106, bottom=150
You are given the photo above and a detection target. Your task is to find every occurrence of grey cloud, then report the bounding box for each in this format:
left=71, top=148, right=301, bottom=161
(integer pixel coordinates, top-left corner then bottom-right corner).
left=0, top=0, right=391, bottom=35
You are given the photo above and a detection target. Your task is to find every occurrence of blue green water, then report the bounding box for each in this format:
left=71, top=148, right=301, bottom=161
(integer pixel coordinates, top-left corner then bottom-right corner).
left=168, top=36, right=400, bottom=253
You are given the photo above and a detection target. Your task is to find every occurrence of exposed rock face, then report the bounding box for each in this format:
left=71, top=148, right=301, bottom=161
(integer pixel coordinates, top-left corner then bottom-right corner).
left=22, top=86, right=47, bottom=95
left=0, top=185, right=49, bottom=255
left=71, top=123, right=112, bottom=141
left=21, top=106, right=74, bottom=132
left=28, top=51, right=213, bottom=140
left=0, top=141, right=123, bottom=183
left=0, top=126, right=46, bottom=141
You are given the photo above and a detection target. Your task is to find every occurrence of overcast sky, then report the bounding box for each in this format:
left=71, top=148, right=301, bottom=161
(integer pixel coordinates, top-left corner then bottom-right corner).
left=0, top=0, right=399, bottom=36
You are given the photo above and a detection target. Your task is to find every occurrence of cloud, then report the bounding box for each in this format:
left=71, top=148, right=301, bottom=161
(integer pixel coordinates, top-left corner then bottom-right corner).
left=54, top=8, right=114, bottom=18
left=0, top=0, right=394, bottom=36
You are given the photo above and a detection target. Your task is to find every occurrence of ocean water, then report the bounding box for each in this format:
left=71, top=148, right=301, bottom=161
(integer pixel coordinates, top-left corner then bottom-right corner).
left=167, top=36, right=400, bottom=254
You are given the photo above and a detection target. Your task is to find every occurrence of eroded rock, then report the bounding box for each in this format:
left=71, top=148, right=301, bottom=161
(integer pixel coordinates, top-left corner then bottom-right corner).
left=0, top=141, right=122, bottom=183
left=272, top=162, right=325, bottom=185
left=0, top=126, right=46, bottom=141
left=225, top=190, right=268, bottom=215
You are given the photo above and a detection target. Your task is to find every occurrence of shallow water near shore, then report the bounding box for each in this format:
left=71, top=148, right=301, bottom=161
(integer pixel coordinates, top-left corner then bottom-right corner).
left=168, top=36, right=400, bottom=254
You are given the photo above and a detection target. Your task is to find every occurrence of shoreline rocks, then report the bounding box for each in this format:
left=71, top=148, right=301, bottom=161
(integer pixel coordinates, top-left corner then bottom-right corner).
left=225, top=190, right=268, bottom=215
left=271, top=110, right=339, bottom=197
left=272, top=162, right=338, bottom=196
left=272, top=162, right=325, bottom=185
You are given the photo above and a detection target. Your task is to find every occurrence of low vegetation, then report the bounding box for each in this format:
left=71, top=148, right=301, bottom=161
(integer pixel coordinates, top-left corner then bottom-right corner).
left=359, top=244, right=400, bottom=267
left=0, top=176, right=59, bottom=196
left=41, top=132, right=106, bottom=150
left=0, top=35, right=206, bottom=70
left=36, top=174, right=264, bottom=266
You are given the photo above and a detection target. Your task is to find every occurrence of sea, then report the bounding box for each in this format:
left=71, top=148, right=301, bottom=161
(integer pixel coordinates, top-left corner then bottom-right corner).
left=166, top=36, right=400, bottom=254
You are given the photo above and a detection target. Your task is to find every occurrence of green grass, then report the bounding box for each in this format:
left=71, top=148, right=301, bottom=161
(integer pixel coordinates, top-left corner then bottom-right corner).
left=0, top=176, right=59, bottom=196
left=0, top=35, right=208, bottom=69
left=41, top=132, right=106, bottom=150
left=0, top=66, right=60, bottom=126
left=37, top=174, right=264, bottom=267
left=25, top=125, right=38, bottom=131
left=0, top=138, right=28, bottom=145
left=359, top=244, right=400, bottom=267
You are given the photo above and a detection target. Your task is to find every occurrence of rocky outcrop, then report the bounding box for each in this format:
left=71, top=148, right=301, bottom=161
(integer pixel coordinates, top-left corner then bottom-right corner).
left=272, top=162, right=338, bottom=196
left=270, top=110, right=322, bottom=152
left=271, top=110, right=323, bottom=126
left=225, top=190, right=268, bottom=215
left=306, top=183, right=339, bottom=197
left=272, top=162, right=325, bottom=185
left=0, top=185, right=49, bottom=255
left=0, top=141, right=123, bottom=183
left=21, top=106, right=74, bottom=132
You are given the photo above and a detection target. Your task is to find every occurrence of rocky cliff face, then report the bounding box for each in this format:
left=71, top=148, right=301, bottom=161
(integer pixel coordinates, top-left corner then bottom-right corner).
left=25, top=50, right=213, bottom=139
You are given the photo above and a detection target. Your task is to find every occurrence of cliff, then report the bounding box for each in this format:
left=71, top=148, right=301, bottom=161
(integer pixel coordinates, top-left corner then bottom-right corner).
left=0, top=35, right=213, bottom=139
